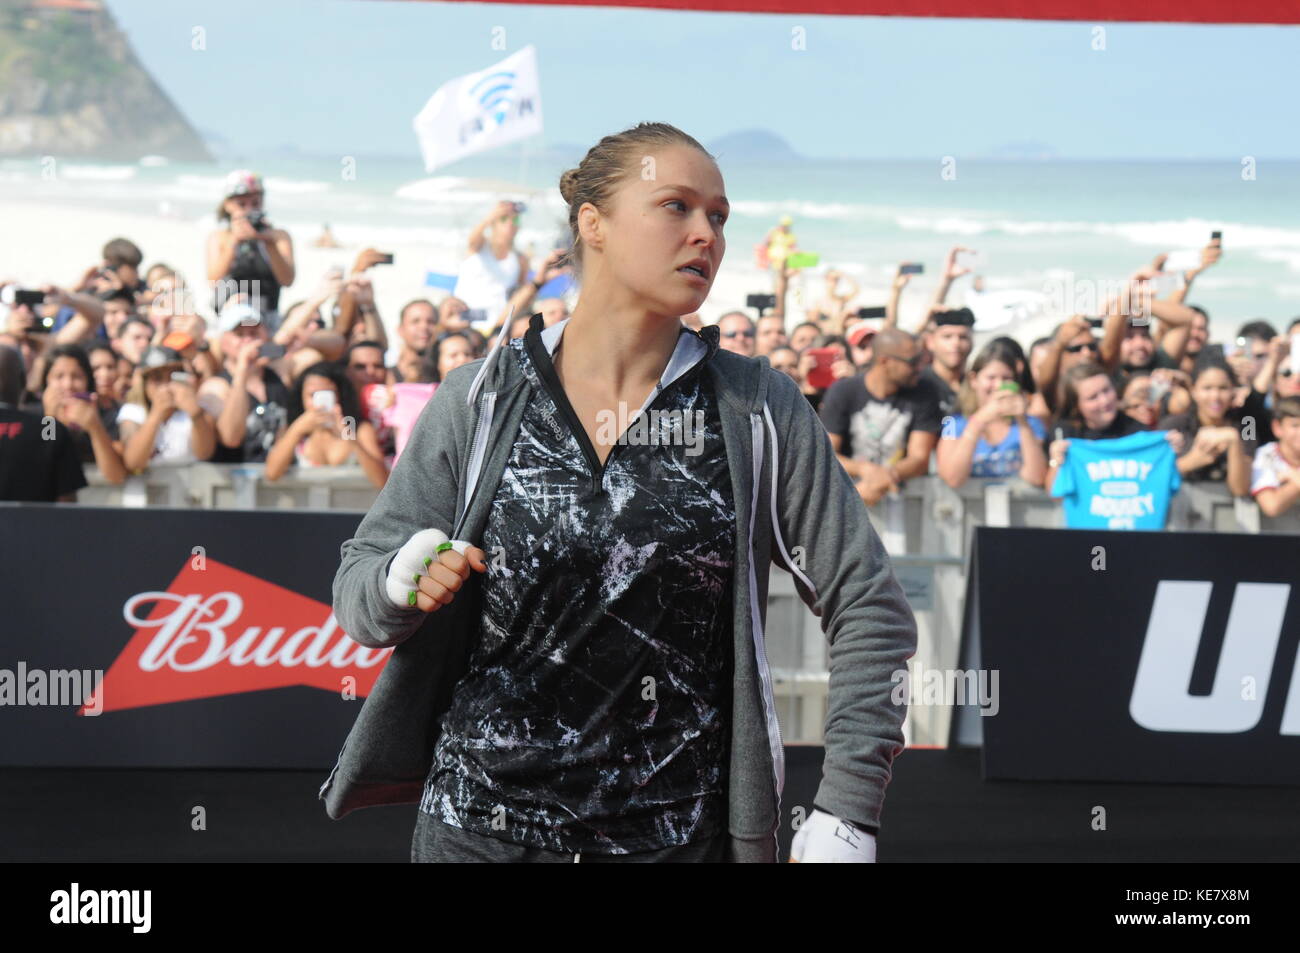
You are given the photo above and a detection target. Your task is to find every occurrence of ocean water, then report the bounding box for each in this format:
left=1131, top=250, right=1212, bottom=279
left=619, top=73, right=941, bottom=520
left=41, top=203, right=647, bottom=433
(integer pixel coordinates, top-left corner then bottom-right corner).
left=3, top=151, right=1298, bottom=338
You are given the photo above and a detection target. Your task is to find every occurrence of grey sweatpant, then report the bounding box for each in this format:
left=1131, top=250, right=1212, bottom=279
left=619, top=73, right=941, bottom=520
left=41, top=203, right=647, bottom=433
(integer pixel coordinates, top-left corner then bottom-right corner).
left=411, top=810, right=728, bottom=863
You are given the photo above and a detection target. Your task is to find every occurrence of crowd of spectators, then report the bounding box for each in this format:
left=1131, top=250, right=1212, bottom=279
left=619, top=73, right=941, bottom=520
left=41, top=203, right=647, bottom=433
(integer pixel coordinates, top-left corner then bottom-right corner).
left=2, top=176, right=1298, bottom=525
left=726, top=239, right=1300, bottom=520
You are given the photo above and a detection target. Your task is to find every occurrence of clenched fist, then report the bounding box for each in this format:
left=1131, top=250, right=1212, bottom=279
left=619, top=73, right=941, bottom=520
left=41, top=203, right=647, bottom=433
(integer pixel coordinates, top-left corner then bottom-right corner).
left=385, top=528, right=488, bottom=612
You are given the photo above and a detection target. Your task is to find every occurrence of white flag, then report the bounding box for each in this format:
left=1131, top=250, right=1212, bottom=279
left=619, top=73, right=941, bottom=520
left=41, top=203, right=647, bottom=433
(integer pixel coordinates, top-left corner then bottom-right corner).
left=412, top=45, right=544, bottom=173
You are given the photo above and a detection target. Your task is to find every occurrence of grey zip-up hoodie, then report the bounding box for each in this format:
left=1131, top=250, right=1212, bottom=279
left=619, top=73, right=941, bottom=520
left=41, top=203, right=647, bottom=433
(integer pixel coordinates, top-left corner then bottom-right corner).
left=319, top=314, right=917, bottom=863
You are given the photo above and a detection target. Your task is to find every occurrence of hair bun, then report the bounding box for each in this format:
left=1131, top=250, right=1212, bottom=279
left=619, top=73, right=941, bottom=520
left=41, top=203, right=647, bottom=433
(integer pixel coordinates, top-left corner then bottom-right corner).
left=559, top=168, right=579, bottom=206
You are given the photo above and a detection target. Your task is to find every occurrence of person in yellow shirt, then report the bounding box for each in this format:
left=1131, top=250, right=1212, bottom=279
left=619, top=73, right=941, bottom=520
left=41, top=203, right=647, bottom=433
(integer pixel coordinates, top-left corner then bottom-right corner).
left=765, top=216, right=797, bottom=273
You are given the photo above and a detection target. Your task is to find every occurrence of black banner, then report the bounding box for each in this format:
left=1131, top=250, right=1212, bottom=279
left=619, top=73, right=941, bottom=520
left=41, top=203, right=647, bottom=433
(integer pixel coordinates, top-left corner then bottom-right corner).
left=0, top=504, right=372, bottom=768
left=961, top=527, right=1300, bottom=785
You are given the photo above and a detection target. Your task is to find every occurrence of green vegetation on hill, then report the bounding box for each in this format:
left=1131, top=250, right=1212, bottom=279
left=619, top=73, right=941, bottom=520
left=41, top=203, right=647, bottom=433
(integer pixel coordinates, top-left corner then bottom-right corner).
left=0, top=7, right=123, bottom=89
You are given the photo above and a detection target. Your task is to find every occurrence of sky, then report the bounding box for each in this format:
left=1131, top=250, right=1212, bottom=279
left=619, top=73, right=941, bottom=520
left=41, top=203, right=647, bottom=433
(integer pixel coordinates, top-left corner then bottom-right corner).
left=104, top=0, right=1300, bottom=160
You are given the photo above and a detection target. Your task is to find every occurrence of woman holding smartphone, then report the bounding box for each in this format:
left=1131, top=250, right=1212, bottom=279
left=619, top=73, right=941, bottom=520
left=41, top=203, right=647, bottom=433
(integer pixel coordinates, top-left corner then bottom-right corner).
left=40, top=343, right=128, bottom=482
left=322, top=122, right=917, bottom=864
left=117, top=346, right=216, bottom=470
left=937, top=342, right=1048, bottom=489
left=264, top=361, right=387, bottom=488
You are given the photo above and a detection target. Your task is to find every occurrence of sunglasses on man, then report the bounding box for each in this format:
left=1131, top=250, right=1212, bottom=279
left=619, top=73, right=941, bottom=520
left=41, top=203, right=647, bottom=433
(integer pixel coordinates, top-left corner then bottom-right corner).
left=1065, top=340, right=1100, bottom=354
left=721, top=329, right=755, bottom=339
left=884, top=351, right=923, bottom=367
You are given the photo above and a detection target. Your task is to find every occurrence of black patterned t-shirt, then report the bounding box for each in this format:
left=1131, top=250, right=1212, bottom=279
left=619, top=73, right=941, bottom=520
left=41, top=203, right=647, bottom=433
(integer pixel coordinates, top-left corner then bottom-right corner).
left=420, top=324, right=736, bottom=854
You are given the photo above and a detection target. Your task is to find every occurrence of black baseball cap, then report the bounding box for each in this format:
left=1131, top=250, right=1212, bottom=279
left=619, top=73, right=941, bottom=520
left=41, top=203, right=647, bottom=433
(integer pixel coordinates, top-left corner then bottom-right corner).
left=932, top=307, right=975, bottom=328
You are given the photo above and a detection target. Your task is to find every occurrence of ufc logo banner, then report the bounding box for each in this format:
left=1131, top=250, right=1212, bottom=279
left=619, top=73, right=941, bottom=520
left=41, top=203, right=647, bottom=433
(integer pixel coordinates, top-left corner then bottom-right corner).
left=965, top=527, right=1300, bottom=785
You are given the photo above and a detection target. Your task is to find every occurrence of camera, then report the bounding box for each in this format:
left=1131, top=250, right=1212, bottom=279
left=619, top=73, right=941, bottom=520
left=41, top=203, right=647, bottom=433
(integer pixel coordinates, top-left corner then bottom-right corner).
left=746, top=294, right=777, bottom=313
left=245, top=210, right=268, bottom=231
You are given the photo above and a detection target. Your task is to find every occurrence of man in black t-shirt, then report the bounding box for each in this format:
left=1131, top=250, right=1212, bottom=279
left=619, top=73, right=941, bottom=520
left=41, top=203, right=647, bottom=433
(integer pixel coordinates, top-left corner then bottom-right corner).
left=819, top=328, right=942, bottom=505
left=0, top=345, right=86, bottom=502
left=919, top=307, right=974, bottom=418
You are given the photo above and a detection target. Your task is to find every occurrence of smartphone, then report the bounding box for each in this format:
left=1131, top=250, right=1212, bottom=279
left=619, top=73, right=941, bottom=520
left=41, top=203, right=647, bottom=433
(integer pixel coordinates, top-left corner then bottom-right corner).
left=373, top=253, right=395, bottom=265
left=997, top=379, right=1020, bottom=419
left=1087, top=317, right=1105, bottom=328
left=857, top=306, right=887, bottom=320
left=1211, top=230, right=1222, bottom=241
left=465, top=308, right=487, bottom=324
left=746, top=293, right=777, bottom=312
left=955, top=250, right=984, bottom=271
left=312, top=390, right=337, bottom=411
left=806, top=346, right=842, bottom=390
left=258, top=342, right=286, bottom=360
left=899, top=263, right=924, bottom=275
left=785, top=251, right=820, bottom=270
left=15, top=289, right=45, bottom=307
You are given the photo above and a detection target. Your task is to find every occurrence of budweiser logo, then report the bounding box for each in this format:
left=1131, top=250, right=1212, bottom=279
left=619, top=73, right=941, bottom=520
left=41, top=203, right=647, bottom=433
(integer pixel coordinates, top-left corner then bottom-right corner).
left=82, top=558, right=391, bottom=714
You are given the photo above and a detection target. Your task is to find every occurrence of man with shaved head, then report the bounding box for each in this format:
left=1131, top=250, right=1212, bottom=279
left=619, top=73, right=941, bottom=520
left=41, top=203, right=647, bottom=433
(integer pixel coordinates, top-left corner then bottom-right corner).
left=818, top=327, right=942, bottom=505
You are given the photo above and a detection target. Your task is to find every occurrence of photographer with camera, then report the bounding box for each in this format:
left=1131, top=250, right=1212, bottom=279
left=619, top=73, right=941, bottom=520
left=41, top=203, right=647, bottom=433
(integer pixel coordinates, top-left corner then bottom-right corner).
left=206, top=170, right=296, bottom=332
left=74, top=238, right=146, bottom=302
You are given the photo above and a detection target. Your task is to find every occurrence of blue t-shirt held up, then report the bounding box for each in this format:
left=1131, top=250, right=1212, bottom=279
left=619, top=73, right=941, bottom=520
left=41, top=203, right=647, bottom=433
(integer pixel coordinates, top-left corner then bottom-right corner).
left=1051, top=429, right=1181, bottom=530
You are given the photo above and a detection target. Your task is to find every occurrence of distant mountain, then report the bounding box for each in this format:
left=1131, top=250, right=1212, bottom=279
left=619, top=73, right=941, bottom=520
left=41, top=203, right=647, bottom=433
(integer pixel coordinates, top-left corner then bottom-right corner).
left=0, top=0, right=212, bottom=161
left=707, top=129, right=801, bottom=162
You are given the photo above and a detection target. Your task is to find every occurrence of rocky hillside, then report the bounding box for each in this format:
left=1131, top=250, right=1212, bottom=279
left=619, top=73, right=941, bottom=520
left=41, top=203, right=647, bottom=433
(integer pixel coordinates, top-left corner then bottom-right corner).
left=0, top=0, right=211, bottom=160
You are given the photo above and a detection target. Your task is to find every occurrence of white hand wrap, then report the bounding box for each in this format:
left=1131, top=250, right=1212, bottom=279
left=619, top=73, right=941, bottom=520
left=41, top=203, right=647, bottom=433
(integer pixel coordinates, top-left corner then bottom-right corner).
left=789, top=808, right=877, bottom=863
left=384, top=528, right=474, bottom=609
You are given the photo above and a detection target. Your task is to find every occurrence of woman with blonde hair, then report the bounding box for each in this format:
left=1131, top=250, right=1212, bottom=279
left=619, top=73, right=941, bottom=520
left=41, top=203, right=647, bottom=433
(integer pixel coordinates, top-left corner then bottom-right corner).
left=322, top=122, right=916, bottom=864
